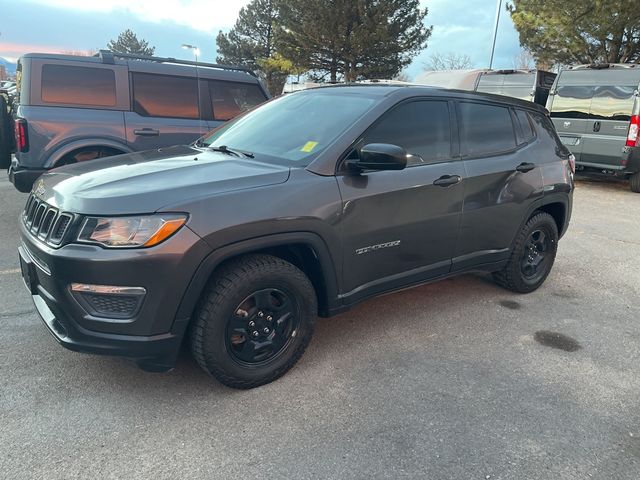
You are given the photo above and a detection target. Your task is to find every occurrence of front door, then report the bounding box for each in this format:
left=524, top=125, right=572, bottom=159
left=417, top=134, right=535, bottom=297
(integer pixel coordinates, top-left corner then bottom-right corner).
left=338, top=99, right=465, bottom=302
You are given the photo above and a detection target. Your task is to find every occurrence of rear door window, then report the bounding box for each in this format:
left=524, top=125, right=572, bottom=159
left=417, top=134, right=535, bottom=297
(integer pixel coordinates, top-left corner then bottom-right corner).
left=458, top=102, right=516, bottom=157
left=132, top=73, right=199, bottom=119
left=41, top=64, right=116, bottom=106
left=361, top=100, right=451, bottom=166
left=209, top=81, right=267, bottom=121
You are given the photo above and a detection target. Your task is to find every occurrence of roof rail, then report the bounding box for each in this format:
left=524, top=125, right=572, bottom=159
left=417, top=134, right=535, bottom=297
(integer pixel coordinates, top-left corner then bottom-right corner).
left=95, top=50, right=257, bottom=77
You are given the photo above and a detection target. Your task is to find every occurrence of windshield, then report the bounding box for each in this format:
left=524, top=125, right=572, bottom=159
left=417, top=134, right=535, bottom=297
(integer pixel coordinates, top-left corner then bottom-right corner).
left=200, top=91, right=377, bottom=166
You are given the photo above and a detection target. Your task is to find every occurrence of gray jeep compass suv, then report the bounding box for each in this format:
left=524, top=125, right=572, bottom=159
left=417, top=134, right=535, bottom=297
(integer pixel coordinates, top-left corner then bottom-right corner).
left=17, top=85, right=574, bottom=388
left=7, top=50, right=269, bottom=192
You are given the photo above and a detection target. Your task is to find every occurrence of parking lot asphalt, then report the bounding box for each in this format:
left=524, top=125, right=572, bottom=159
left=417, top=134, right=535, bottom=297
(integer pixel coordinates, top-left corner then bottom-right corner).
left=1, top=171, right=639, bottom=480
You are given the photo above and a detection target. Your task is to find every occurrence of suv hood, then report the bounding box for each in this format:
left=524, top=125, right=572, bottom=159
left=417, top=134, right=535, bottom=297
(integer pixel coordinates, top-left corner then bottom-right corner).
left=38, top=146, right=291, bottom=215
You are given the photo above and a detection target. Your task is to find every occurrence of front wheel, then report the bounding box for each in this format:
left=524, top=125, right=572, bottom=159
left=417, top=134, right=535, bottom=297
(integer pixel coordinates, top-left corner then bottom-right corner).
left=190, top=254, right=317, bottom=389
left=493, top=212, right=559, bottom=293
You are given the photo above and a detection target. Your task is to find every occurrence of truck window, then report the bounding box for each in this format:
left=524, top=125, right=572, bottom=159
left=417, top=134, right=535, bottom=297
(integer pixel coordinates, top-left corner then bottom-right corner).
left=42, top=65, right=116, bottom=107
left=132, top=73, right=199, bottom=119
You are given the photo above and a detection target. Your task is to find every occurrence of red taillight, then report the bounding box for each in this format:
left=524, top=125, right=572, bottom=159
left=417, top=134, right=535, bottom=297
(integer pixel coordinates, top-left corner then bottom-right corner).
left=626, top=115, right=639, bottom=147
left=14, top=119, right=29, bottom=152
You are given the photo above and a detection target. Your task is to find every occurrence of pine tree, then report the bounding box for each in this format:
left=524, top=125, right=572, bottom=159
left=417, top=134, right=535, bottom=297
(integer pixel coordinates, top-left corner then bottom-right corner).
left=216, top=0, right=292, bottom=95
left=107, top=29, right=156, bottom=57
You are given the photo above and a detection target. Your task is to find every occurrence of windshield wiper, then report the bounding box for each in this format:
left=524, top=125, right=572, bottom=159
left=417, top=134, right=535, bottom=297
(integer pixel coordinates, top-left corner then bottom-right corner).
left=208, top=145, right=254, bottom=158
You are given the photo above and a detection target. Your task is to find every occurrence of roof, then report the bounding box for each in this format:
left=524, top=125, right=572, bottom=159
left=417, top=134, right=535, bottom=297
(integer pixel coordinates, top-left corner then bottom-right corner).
left=295, top=83, right=548, bottom=113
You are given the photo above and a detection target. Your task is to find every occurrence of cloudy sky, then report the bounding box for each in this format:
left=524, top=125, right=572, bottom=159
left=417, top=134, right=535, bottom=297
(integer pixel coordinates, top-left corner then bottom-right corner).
left=0, top=0, right=523, bottom=79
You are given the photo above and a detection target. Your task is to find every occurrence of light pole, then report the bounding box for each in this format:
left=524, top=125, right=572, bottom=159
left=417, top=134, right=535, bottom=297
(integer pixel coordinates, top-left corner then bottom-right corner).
left=489, top=0, right=502, bottom=70
left=181, top=44, right=204, bottom=136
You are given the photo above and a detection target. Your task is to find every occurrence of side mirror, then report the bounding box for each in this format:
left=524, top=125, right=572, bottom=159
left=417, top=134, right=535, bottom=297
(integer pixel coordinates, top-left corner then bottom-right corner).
left=346, top=143, right=407, bottom=172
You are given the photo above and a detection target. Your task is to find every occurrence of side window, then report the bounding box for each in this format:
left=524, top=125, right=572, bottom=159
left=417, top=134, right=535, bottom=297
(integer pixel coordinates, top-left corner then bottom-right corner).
left=209, top=81, right=267, bottom=121
left=360, top=100, right=451, bottom=166
left=42, top=65, right=116, bottom=107
left=458, top=102, right=516, bottom=156
left=132, top=73, right=199, bottom=119
left=515, top=109, right=535, bottom=144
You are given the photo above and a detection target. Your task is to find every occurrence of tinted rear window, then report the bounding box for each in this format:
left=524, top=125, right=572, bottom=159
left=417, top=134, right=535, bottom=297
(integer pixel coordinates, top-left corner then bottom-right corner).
left=458, top=102, right=516, bottom=156
left=549, top=85, right=593, bottom=119
left=41, top=65, right=116, bottom=106
left=589, top=85, right=636, bottom=121
left=132, top=73, right=198, bottom=119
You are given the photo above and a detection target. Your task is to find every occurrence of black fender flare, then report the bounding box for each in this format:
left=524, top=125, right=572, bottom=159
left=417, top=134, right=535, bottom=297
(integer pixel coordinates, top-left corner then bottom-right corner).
left=172, top=232, right=341, bottom=331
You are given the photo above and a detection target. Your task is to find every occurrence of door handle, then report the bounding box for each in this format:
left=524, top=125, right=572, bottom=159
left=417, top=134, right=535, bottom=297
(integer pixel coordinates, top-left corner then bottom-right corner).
left=433, top=174, right=462, bottom=187
left=515, top=162, right=536, bottom=173
left=133, top=128, right=160, bottom=137
left=593, top=121, right=601, bottom=132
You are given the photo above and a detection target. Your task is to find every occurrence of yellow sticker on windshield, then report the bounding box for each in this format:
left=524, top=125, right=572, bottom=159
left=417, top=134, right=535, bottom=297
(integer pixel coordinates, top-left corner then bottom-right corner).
left=301, top=141, right=318, bottom=153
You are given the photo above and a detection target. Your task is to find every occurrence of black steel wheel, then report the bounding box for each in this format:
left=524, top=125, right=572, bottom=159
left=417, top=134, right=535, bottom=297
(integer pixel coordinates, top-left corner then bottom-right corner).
left=190, top=254, right=317, bottom=389
left=226, top=288, right=299, bottom=365
left=493, top=212, right=559, bottom=293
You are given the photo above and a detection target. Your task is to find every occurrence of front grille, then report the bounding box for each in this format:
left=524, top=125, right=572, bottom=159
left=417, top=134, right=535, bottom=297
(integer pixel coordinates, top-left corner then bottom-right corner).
left=22, top=193, right=73, bottom=246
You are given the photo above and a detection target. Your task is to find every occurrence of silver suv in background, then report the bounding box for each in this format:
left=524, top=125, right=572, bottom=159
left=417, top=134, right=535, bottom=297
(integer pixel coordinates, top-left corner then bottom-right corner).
left=8, top=50, right=269, bottom=192
left=415, top=69, right=556, bottom=106
left=546, top=63, right=640, bottom=192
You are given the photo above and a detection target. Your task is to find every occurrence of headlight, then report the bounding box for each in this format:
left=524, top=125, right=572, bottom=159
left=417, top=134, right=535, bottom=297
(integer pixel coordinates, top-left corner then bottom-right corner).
left=78, top=214, right=187, bottom=248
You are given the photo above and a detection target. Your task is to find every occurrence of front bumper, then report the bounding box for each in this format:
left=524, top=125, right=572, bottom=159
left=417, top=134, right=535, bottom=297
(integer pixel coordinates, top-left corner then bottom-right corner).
left=8, top=160, right=47, bottom=193
left=18, top=219, right=210, bottom=371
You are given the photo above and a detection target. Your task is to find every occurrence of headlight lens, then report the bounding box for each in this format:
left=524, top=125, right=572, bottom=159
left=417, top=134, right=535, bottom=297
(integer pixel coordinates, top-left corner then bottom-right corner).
left=78, top=214, right=187, bottom=248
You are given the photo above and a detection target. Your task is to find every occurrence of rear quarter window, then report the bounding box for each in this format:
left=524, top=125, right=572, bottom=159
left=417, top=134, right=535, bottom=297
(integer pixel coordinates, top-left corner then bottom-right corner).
left=515, top=109, right=536, bottom=144
left=458, top=102, right=517, bottom=157
left=41, top=64, right=116, bottom=107
left=209, top=80, right=267, bottom=121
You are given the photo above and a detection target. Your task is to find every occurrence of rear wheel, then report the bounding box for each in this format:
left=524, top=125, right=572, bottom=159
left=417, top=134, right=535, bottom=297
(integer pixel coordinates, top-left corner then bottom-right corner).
left=493, top=212, right=559, bottom=293
left=190, top=254, right=317, bottom=389
left=630, top=172, right=640, bottom=193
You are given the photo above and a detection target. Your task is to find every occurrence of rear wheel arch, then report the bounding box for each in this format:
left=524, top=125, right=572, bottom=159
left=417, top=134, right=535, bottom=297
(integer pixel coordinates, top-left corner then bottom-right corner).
left=46, top=139, right=132, bottom=168
left=54, top=145, right=127, bottom=167
left=536, top=201, right=566, bottom=236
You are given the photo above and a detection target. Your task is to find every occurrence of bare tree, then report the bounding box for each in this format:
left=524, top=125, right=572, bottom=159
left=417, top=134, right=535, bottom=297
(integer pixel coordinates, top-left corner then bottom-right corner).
left=512, top=49, right=535, bottom=69
left=393, top=70, right=411, bottom=82
left=424, top=52, right=472, bottom=71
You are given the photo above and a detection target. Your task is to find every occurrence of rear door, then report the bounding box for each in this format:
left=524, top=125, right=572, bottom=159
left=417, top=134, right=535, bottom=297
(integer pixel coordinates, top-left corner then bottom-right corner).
left=453, top=101, right=543, bottom=271
left=124, top=72, right=208, bottom=151
left=580, top=70, right=640, bottom=169
left=547, top=71, right=593, bottom=162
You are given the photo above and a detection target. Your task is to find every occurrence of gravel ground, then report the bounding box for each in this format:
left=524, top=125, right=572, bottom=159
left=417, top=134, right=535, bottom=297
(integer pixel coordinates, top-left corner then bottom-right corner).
left=1, top=171, right=639, bottom=479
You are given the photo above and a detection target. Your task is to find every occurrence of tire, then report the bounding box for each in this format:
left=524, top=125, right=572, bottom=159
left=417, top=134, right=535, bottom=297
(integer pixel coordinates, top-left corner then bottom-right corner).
left=190, top=254, right=317, bottom=389
left=493, top=212, right=559, bottom=293
left=630, top=172, right=640, bottom=193
left=0, top=96, right=13, bottom=169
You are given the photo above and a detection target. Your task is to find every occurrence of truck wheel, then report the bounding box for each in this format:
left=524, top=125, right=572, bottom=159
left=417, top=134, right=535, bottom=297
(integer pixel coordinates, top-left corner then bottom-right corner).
left=493, top=212, right=559, bottom=293
left=190, top=254, right=317, bottom=389
left=630, top=172, right=640, bottom=193
left=0, top=96, right=13, bottom=169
